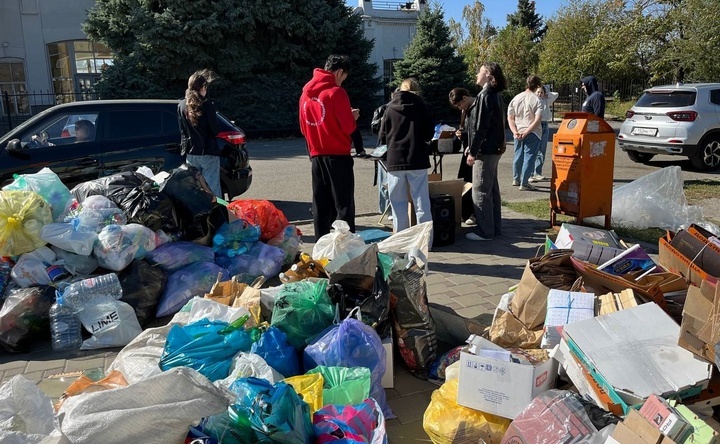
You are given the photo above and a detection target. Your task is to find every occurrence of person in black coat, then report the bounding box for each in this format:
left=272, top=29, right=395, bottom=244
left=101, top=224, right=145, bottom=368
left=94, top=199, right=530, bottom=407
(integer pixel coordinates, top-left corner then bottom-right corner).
left=378, top=78, right=434, bottom=236
left=449, top=62, right=508, bottom=241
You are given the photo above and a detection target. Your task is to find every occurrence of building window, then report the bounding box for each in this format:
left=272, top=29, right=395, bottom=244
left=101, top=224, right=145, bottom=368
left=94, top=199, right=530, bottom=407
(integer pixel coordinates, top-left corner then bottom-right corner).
left=0, top=61, right=29, bottom=115
left=48, top=40, right=113, bottom=103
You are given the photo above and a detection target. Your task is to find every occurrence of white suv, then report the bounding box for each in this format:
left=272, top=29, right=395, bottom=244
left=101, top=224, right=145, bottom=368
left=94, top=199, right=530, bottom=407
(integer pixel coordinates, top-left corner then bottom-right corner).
left=617, top=83, right=720, bottom=170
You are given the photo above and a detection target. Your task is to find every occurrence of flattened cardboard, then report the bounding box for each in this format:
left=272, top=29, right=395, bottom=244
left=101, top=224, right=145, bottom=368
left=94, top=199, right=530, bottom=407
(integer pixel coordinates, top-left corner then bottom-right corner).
left=679, top=279, right=720, bottom=363
left=563, top=303, right=712, bottom=404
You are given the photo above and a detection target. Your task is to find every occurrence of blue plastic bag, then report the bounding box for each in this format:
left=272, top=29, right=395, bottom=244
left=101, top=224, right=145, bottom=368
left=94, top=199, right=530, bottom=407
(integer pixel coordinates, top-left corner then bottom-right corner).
left=304, top=316, right=392, bottom=419
left=145, top=241, right=215, bottom=272
left=250, top=326, right=301, bottom=378
left=213, top=219, right=261, bottom=257
left=159, top=316, right=253, bottom=381
left=215, top=242, right=285, bottom=284
left=156, top=262, right=229, bottom=317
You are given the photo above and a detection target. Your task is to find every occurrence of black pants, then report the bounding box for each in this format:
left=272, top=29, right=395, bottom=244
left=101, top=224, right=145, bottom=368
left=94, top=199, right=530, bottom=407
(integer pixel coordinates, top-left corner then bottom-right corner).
left=351, top=127, right=365, bottom=154
left=311, top=155, right=356, bottom=239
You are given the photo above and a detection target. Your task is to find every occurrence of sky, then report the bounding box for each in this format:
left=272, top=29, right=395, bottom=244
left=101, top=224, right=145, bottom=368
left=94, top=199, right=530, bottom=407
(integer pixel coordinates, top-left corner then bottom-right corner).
left=438, top=1, right=563, bottom=28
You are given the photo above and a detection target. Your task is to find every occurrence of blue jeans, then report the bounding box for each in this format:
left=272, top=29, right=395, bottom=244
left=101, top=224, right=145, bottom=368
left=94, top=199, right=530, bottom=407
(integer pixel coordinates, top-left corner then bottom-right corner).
left=387, top=169, right=431, bottom=234
left=186, top=154, right=221, bottom=197
left=377, top=165, right=389, bottom=214
left=512, top=133, right=541, bottom=187
left=534, top=122, right=550, bottom=176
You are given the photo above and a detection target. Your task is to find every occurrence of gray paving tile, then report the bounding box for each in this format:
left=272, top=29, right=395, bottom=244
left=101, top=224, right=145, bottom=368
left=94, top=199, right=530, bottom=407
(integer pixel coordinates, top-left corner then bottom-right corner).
left=387, top=419, right=432, bottom=443
left=25, top=359, right=68, bottom=373
left=392, top=372, right=438, bottom=397
left=450, top=283, right=488, bottom=297
left=387, top=391, right=433, bottom=425
left=456, top=306, right=492, bottom=319
left=452, top=294, right=487, bottom=309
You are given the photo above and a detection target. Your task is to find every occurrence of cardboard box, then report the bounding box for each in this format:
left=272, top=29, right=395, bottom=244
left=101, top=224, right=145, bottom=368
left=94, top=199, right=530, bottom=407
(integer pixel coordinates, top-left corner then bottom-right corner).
left=563, top=303, right=713, bottom=407
left=457, top=335, right=558, bottom=419
left=570, top=257, right=668, bottom=310
left=659, top=231, right=719, bottom=287
left=669, top=230, right=720, bottom=277
left=679, top=279, right=720, bottom=364
left=597, top=289, right=638, bottom=315
left=675, top=403, right=720, bottom=444
left=555, top=223, right=622, bottom=249
left=382, top=332, right=394, bottom=388
left=610, top=409, right=678, bottom=444
left=639, top=394, right=692, bottom=442
left=428, top=178, right=466, bottom=233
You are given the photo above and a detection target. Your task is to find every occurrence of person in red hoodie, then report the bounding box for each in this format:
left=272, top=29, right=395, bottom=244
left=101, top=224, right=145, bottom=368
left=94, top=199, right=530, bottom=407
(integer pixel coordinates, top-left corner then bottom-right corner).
left=299, top=54, right=359, bottom=239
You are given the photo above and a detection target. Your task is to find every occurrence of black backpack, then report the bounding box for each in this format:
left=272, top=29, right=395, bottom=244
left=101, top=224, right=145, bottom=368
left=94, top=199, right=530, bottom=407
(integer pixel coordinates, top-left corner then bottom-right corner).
left=370, top=103, right=389, bottom=134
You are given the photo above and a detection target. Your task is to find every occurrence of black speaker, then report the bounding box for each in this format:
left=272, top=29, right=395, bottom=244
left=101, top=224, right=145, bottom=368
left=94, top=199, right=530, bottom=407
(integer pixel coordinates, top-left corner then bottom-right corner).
left=431, top=194, right=455, bottom=247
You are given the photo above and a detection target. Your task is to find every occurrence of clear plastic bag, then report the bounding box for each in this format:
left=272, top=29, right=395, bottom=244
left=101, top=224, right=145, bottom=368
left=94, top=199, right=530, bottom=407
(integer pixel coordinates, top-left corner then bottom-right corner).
left=10, top=246, right=55, bottom=287
left=217, top=352, right=283, bottom=389
left=215, top=241, right=285, bottom=283
left=52, top=246, right=98, bottom=275
left=94, top=223, right=161, bottom=271
left=0, top=286, right=55, bottom=353
left=267, top=224, right=302, bottom=266
left=2, top=167, right=72, bottom=221
left=40, top=222, right=98, bottom=256
left=72, top=195, right=127, bottom=232
left=145, top=241, right=215, bottom=272
left=156, top=262, right=229, bottom=318
left=212, top=219, right=261, bottom=257
left=587, top=166, right=717, bottom=233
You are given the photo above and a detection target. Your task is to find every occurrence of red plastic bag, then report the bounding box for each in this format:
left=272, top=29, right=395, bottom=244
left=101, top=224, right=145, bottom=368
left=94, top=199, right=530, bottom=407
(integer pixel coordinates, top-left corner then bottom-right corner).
left=227, top=200, right=288, bottom=241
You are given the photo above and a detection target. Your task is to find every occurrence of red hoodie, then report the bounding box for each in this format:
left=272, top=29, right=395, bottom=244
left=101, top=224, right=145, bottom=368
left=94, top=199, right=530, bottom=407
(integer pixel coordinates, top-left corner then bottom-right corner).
left=299, top=68, right=357, bottom=157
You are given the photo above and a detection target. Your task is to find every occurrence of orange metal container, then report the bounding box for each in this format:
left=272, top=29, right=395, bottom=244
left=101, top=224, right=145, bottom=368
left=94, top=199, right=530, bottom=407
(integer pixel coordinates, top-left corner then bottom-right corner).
left=550, top=112, right=616, bottom=228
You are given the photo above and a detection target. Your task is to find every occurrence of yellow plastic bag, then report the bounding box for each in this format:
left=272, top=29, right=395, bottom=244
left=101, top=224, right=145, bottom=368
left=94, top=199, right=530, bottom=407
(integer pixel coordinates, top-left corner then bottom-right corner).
left=423, top=379, right=510, bottom=444
left=283, top=373, right=324, bottom=414
left=0, top=190, right=53, bottom=256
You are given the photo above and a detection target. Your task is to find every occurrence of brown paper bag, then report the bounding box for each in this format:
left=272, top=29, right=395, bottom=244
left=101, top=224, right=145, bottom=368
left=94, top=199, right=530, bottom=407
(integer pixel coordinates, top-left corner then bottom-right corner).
left=204, top=273, right=246, bottom=306
left=233, top=276, right=269, bottom=322
left=488, top=310, right=543, bottom=349
left=511, top=249, right=578, bottom=330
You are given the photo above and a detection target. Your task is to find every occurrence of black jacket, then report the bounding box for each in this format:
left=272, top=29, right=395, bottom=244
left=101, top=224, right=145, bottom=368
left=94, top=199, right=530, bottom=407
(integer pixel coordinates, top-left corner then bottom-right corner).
left=466, top=84, right=506, bottom=157
left=378, top=91, right=434, bottom=172
left=581, top=76, right=605, bottom=118
left=178, top=99, right=221, bottom=156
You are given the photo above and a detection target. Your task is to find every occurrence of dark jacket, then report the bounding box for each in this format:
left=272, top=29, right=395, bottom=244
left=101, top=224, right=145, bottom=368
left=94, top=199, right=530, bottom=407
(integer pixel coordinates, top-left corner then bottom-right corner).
left=379, top=91, right=434, bottom=172
left=466, top=84, right=506, bottom=157
left=581, top=76, right=605, bottom=118
left=178, top=99, right=221, bottom=157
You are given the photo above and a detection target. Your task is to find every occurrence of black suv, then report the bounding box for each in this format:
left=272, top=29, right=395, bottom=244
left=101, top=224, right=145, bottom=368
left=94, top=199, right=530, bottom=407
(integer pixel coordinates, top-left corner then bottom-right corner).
left=0, top=100, right=252, bottom=197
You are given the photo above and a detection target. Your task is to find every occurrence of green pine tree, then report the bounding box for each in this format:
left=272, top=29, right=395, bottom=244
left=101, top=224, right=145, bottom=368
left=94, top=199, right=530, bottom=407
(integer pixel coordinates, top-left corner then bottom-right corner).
left=392, top=4, right=469, bottom=122
left=507, top=0, right=546, bottom=41
left=83, top=0, right=379, bottom=132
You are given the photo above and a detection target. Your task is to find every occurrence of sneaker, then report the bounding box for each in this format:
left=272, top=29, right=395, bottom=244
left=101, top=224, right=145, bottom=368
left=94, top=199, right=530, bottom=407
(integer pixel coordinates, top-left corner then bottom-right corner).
left=388, top=215, right=393, bottom=221
left=529, top=175, right=546, bottom=182
left=466, top=232, right=492, bottom=241
left=511, top=181, right=520, bottom=186
left=464, top=215, right=477, bottom=226
left=519, top=184, right=539, bottom=191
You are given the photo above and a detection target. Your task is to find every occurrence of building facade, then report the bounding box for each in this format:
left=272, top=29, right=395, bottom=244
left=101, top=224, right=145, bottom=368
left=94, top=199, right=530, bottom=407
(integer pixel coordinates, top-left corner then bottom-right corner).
left=0, top=0, right=109, bottom=121
left=350, top=0, right=424, bottom=101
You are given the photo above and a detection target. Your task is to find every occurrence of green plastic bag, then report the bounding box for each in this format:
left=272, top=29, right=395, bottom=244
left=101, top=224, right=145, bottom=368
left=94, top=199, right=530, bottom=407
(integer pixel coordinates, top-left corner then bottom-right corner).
left=0, top=190, right=53, bottom=256
left=271, top=279, right=334, bottom=350
left=307, top=365, right=371, bottom=407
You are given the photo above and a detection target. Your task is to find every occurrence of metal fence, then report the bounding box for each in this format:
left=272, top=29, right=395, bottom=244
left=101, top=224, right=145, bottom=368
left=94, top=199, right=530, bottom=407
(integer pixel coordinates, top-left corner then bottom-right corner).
left=1, top=90, right=99, bottom=134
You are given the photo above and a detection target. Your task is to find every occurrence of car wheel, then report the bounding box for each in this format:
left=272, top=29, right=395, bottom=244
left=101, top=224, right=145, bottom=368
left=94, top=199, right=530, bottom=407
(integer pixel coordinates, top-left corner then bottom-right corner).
left=691, top=136, right=720, bottom=171
left=626, top=150, right=655, bottom=163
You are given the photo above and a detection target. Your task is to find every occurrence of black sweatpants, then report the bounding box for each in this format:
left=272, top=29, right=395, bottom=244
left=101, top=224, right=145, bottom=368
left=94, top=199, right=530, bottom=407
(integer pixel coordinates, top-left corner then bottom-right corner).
left=311, top=155, right=356, bottom=240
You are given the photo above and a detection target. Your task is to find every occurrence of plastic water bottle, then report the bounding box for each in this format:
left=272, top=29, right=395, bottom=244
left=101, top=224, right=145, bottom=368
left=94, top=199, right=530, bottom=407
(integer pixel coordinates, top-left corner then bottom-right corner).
left=50, top=294, right=83, bottom=351
left=62, top=273, right=123, bottom=311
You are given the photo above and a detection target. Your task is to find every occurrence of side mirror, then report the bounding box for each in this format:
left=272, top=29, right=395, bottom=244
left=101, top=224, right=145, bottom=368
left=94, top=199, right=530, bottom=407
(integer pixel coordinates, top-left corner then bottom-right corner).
left=6, top=139, right=21, bottom=152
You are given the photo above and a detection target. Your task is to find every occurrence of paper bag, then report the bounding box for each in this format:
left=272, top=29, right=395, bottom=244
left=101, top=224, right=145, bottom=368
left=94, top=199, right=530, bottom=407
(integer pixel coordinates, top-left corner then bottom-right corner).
left=204, top=273, right=244, bottom=306
left=233, top=276, right=268, bottom=323
left=511, top=249, right=578, bottom=330
left=488, top=309, right=543, bottom=349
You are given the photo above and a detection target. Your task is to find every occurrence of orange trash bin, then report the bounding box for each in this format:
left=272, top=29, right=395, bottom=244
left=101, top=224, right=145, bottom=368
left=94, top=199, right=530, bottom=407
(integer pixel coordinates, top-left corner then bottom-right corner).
left=550, top=112, right=616, bottom=228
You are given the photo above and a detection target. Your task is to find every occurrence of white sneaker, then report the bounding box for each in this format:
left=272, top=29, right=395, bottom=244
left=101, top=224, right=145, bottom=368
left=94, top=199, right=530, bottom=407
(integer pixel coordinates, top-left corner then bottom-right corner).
left=466, top=232, right=492, bottom=241
left=464, top=215, right=477, bottom=226
left=529, top=175, right=546, bottom=183
left=511, top=181, right=520, bottom=186
left=519, top=184, right=539, bottom=191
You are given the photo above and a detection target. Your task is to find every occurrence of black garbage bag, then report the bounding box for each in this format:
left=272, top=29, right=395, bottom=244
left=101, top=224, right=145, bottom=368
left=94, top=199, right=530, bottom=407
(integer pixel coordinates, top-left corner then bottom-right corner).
left=159, top=164, right=215, bottom=217
left=328, top=265, right=391, bottom=339
left=388, top=258, right=438, bottom=379
left=119, top=259, right=167, bottom=327
left=159, top=164, right=221, bottom=242
left=0, top=286, right=55, bottom=353
left=70, top=171, right=146, bottom=205
left=119, top=181, right=179, bottom=233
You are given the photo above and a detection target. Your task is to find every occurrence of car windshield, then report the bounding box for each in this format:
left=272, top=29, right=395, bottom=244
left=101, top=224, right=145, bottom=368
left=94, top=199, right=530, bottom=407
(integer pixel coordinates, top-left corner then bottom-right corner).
left=635, top=91, right=696, bottom=107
